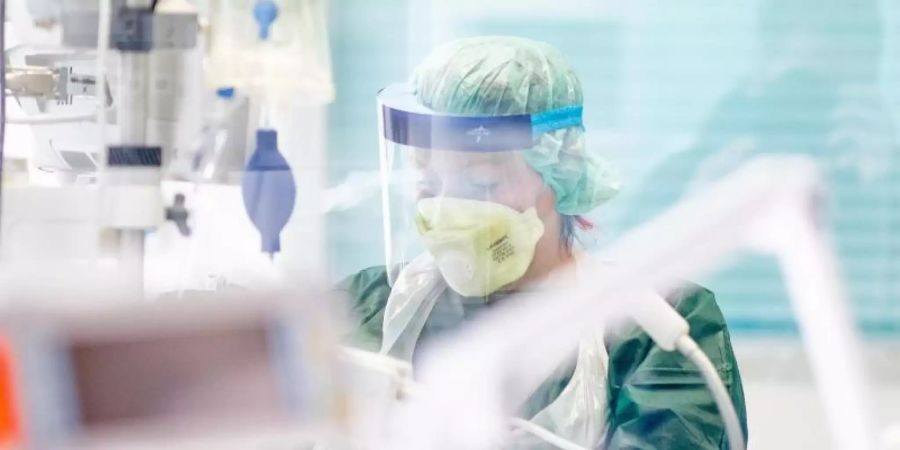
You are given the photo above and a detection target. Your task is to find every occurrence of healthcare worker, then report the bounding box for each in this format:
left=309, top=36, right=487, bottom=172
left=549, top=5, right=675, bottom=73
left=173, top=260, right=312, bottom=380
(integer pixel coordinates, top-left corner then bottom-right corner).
left=339, top=36, right=747, bottom=449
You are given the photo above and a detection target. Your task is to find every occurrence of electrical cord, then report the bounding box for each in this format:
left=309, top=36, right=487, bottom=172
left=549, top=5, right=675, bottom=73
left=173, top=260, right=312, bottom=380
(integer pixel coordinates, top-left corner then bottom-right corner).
left=508, top=418, right=588, bottom=450
left=675, top=335, right=745, bottom=450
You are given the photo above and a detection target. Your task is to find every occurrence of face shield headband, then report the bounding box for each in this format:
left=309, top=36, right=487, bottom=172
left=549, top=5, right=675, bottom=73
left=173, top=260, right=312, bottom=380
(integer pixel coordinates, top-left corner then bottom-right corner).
left=377, top=83, right=584, bottom=153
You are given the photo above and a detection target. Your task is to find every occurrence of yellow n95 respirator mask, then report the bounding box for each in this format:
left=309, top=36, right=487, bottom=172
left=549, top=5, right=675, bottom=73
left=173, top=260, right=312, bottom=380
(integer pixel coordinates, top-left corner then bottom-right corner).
left=415, top=197, right=545, bottom=297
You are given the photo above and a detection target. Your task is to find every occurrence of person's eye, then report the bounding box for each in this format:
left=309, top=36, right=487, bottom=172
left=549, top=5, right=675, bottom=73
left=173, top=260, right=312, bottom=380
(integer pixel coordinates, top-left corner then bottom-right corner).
left=470, top=181, right=499, bottom=196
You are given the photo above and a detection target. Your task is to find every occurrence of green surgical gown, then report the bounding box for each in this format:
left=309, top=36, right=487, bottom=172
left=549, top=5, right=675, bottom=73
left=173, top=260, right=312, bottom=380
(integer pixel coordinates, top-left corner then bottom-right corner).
left=338, top=266, right=748, bottom=449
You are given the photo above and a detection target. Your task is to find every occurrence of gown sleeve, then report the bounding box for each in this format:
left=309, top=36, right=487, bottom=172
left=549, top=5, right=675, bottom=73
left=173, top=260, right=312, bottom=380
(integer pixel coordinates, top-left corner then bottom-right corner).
left=336, top=266, right=393, bottom=351
left=604, top=285, right=748, bottom=449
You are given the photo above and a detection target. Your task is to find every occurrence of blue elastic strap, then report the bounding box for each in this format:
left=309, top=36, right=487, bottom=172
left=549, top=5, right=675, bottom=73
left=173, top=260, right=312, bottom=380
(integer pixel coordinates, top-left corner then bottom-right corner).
left=531, top=105, right=584, bottom=138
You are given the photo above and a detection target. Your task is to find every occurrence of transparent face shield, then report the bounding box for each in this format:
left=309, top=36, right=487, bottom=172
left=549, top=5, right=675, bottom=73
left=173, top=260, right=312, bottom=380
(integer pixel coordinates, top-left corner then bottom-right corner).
left=376, top=83, right=584, bottom=297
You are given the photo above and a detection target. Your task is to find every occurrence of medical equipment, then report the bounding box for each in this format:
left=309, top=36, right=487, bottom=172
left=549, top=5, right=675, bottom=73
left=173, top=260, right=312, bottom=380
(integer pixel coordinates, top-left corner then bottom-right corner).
left=186, top=86, right=250, bottom=184
left=3, top=0, right=335, bottom=294
left=98, top=0, right=204, bottom=291
left=242, top=128, right=296, bottom=257
left=206, top=0, right=334, bottom=106
left=6, top=0, right=200, bottom=176
left=0, top=273, right=345, bottom=449
left=0, top=0, right=203, bottom=292
left=388, top=156, right=872, bottom=450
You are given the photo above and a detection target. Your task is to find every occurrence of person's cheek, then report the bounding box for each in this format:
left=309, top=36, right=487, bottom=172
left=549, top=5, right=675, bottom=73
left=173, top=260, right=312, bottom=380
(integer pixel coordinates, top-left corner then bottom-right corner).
left=492, top=181, right=533, bottom=211
left=535, top=186, right=558, bottom=221
left=497, top=179, right=553, bottom=216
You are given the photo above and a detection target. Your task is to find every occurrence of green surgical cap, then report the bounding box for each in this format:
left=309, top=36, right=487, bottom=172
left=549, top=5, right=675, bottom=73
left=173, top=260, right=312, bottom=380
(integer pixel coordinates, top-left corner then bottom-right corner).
left=412, top=36, right=620, bottom=215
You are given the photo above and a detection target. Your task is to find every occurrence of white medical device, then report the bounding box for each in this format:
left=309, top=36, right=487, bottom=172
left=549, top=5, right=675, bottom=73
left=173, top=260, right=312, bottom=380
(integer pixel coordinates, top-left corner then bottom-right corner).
left=0, top=276, right=345, bottom=449
left=3, top=0, right=335, bottom=296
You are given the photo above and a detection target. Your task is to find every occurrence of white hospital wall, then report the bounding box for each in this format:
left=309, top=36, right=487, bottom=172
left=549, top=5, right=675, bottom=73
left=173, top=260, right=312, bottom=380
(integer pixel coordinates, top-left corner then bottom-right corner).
left=735, top=339, right=900, bottom=449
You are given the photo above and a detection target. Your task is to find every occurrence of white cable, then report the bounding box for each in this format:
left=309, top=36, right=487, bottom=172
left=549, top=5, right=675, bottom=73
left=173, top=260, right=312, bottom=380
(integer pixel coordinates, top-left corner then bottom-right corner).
left=5, top=112, right=96, bottom=124
left=675, top=335, right=745, bottom=450
left=507, top=418, right=589, bottom=450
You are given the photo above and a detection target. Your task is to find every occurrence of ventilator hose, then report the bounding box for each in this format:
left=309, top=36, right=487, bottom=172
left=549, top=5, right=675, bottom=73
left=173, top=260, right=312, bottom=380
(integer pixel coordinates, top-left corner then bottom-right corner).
left=676, top=335, right=745, bottom=450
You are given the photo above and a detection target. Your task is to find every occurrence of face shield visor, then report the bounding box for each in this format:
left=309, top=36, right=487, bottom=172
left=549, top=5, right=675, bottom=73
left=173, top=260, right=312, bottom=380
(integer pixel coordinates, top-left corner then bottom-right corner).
left=377, top=83, right=584, bottom=297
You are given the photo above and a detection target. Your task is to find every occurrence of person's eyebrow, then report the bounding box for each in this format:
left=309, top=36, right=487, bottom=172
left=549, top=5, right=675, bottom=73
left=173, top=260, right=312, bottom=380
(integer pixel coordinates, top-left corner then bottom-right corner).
left=462, top=153, right=506, bottom=169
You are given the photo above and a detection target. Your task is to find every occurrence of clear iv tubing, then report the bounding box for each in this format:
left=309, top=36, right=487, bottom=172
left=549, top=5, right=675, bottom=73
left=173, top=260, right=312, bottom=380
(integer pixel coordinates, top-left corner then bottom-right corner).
left=257, top=17, right=280, bottom=131
left=176, top=102, right=247, bottom=296
left=260, top=98, right=276, bottom=129
left=190, top=97, right=245, bottom=182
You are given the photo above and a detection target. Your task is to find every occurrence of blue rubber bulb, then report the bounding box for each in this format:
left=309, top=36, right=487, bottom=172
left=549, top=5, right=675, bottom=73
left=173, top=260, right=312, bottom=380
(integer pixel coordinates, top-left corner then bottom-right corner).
left=216, top=86, right=236, bottom=99
left=242, top=129, right=296, bottom=256
left=253, top=0, right=279, bottom=40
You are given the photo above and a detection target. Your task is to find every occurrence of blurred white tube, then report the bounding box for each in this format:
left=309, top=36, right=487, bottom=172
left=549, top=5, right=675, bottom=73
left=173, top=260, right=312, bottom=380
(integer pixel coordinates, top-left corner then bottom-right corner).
left=395, top=156, right=873, bottom=450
